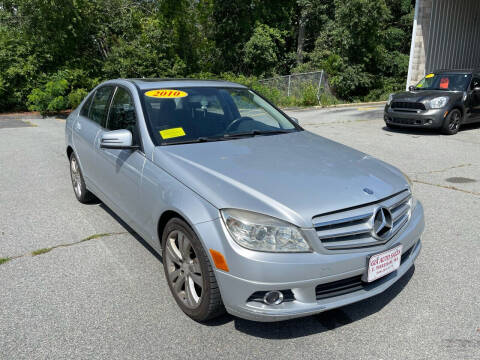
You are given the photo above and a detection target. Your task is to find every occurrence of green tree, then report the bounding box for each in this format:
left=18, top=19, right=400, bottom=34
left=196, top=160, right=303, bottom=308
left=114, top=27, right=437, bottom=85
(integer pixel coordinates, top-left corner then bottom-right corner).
left=243, top=24, right=286, bottom=76
left=0, top=0, right=415, bottom=111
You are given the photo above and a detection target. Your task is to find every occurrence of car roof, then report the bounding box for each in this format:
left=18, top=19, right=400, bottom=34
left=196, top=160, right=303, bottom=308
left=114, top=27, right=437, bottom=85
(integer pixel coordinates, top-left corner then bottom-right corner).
left=431, top=69, right=479, bottom=74
left=125, top=78, right=248, bottom=90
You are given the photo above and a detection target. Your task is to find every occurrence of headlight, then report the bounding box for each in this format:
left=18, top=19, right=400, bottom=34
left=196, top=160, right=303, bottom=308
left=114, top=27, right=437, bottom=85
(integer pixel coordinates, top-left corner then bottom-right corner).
left=426, top=96, right=448, bottom=109
left=221, top=209, right=311, bottom=252
left=387, top=94, right=394, bottom=106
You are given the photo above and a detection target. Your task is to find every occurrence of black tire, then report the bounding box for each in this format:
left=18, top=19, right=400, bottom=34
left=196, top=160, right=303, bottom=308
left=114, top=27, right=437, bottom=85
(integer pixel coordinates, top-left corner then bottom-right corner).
left=162, top=218, right=225, bottom=322
left=69, top=153, right=95, bottom=203
left=441, top=109, right=462, bottom=135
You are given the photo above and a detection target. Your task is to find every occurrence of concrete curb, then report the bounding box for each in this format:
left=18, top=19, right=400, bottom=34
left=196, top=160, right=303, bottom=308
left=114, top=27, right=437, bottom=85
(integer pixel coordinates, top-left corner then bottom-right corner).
left=283, top=101, right=386, bottom=111
left=0, top=112, right=43, bottom=120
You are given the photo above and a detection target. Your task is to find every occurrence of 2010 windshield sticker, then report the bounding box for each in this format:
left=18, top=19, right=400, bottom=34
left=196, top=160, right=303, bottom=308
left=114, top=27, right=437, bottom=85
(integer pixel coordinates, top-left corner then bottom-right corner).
left=160, top=127, right=186, bottom=139
left=145, top=89, right=188, bottom=98
left=425, top=73, right=435, bottom=78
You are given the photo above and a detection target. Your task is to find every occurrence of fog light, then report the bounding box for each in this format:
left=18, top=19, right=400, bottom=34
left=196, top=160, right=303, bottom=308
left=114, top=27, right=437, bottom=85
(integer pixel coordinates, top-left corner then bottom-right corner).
left=425, top=119, right=433, bottom=125
left=263, top=291, right=284, bottom=305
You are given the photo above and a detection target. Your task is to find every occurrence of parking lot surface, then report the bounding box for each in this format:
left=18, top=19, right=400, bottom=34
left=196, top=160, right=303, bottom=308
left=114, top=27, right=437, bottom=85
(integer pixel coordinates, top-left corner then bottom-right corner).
left=1, top=106, right=479, bottom=359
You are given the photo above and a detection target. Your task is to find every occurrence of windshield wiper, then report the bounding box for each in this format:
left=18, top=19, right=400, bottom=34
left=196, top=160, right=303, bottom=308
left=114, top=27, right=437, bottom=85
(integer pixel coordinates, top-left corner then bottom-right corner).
left=161, top=130, right=296, bottom=145
left=161, top=136, right=226, bottom=146
left=223, top=129, right=293, bottom=138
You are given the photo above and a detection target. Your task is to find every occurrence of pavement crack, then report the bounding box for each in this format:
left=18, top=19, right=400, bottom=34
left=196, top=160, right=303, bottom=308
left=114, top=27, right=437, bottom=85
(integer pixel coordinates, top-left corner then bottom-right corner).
left=31, top=248, right=53, bottom=256
left=413, top=179, right=480, bottom=196
left=413, top=163, right=473, bottom=175
left=0, top=231, right=128, bottom=265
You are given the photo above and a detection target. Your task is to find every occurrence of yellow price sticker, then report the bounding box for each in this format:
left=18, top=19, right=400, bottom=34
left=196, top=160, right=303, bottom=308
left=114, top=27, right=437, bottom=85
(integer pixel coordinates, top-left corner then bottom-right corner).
left=160, top=127, right=186, bottom=139
left=425, top=73, right=435, bottom=78
left=145, top=89, right=188, bottom=98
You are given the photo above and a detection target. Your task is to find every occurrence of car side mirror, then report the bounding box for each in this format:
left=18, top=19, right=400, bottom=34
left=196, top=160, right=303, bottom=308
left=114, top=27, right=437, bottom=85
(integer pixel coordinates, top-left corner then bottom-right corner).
left=100, top=129, right=138, bottom=150
left=290, top=117, right=299, bottom=124
left=408, top=85, right=416, bottom=92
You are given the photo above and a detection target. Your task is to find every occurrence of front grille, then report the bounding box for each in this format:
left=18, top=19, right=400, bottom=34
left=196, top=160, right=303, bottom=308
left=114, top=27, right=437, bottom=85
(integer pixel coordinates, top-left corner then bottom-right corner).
left=390, top=117, right=424, bottom=125
left=315, top=242, right=416, bottom=300
left=391, top=101, right=426, bottom=111
left=313, top=190, right=412, bottom=250
left=316, top=276, right=364, bottom=300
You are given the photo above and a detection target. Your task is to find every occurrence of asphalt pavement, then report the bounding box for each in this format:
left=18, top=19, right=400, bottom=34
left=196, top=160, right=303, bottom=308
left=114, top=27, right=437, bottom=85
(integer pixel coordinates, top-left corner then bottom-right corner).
left=1, top=105, right=479, bottom=359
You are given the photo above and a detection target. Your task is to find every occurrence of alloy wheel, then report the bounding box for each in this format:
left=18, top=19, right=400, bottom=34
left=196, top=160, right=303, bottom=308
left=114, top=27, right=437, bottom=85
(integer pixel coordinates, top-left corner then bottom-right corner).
left=70, top=156, right=82, bottom=198
left=448, top=111, right=460, bottom=131
left=165, top=230, right=203, bottom=309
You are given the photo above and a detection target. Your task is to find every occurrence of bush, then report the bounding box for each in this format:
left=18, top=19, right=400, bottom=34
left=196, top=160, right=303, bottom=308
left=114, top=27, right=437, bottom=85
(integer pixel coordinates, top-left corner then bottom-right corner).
left=300, top=84, right=319, bottom=106
left=27, top=79, right=69, bottom=115
left=68, top=88, right=88, bottom=109
left=319, top=92, right=340, bottom=106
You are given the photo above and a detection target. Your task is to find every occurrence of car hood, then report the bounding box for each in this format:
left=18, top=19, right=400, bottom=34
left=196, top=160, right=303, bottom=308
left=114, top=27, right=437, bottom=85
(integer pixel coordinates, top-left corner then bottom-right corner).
left=392, top=90, right=460, bottom=102
left=153, top=131, right=409, bottom=228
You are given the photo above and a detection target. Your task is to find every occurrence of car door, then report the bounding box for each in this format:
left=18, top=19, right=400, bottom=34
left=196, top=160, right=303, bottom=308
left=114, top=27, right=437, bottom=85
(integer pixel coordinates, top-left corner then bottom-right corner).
left=95, top=86, right=146, bottom=228
left=73, top=86, right=114, bottom=189
left=468, top=75, right=480, bottom=122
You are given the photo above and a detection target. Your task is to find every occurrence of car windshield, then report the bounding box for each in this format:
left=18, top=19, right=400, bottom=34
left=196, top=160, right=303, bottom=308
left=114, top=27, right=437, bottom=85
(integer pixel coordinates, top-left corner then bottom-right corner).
left=415, top=73, right=471, bottom=91
left=142, top=87, right=300, bottom=145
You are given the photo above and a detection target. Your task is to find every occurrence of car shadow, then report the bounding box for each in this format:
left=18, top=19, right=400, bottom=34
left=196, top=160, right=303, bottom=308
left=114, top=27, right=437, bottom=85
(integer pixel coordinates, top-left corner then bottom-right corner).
left=382, top=121, right=480, bottom=135
left=210, top=266, right=416, bottom=338
left=459, top=122, right=480, bottom=132
left=99, top=203, right=163, bottom=263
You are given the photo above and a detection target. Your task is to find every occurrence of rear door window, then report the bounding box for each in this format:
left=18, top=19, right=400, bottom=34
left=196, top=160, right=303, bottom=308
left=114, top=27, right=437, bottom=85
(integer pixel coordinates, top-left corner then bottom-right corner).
left=90, top=86, right=114, bottom=127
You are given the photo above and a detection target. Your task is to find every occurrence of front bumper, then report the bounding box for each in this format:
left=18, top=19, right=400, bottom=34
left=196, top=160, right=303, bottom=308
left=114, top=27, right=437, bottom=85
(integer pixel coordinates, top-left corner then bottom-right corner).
left=384, top=105, right=446, bottom=128
left=195, top=202, right=425, bottom=322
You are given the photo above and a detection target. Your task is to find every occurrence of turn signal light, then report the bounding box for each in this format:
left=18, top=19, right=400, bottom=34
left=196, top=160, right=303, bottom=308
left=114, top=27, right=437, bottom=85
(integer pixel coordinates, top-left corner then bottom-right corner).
left=209, top=249, right=229, bottom=272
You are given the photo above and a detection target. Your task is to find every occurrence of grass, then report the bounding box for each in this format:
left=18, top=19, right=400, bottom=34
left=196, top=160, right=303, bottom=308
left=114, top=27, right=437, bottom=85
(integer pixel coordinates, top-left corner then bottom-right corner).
left=31, top=247, right=53, bottom=256
left=2, top=232, right=127, bottom=264
left=80, top=233, right=115, bottom=242
left=0, top=257, right=11, bottom=265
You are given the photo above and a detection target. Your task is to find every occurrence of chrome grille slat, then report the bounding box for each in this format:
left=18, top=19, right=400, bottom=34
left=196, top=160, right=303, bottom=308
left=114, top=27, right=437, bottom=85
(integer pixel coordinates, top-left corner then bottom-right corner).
left=393, top=214, right=408, bottom=229
left=313, top=213, right=372, bottom=229
left=317, top=222, right=371, bottom=239
left=322, top=237, right=380, bottom=249
left=392, top=203, right=409, bottom=222
left=390, top=194, right=411, bottom=211
left=313, top=190, right=412, bottom=250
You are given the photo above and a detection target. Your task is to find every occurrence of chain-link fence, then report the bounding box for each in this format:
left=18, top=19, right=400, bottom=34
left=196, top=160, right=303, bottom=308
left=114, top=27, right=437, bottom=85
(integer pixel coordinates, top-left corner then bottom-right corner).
left=259, top=70, right=331, bottom=101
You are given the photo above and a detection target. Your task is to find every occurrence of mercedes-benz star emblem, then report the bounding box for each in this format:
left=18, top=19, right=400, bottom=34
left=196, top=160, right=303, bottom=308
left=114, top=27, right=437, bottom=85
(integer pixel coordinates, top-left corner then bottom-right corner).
left=372, top=207, right=393, bottom=240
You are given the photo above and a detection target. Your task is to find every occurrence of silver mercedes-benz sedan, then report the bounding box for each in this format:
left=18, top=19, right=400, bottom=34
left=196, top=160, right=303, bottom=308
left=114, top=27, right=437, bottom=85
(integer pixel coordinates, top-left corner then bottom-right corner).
left=65, top=79, right=424, bottom=322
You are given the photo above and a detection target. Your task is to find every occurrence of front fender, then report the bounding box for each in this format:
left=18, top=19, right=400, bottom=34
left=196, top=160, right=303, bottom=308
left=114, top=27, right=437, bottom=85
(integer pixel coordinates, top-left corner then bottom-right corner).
left=140, top=159, right=219, bottom=253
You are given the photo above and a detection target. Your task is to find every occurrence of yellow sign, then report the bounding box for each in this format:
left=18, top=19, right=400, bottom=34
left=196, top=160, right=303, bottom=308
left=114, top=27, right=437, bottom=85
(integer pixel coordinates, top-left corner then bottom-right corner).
left=160, top=127, right=186, bottom=139
left=145, top=89, right=188, bottom=98
left=425, top=73, right=435, bottom=78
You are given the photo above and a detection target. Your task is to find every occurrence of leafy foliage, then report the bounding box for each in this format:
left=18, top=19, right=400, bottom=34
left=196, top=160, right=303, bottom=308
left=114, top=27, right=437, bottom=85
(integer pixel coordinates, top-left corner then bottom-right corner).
left=0, top=0, right=414, bottom=112
left=27, top=79, right=69, bottom=114
left=243, top=24, right=286, bottom=77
